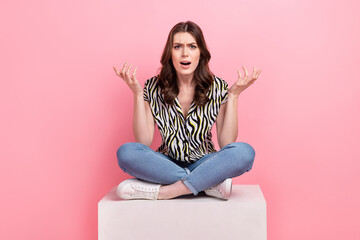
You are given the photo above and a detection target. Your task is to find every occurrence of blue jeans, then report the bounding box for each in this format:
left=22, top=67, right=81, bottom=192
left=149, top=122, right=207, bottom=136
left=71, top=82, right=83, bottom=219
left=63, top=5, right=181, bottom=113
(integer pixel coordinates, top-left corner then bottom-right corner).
left=116, top=142, right=255, bottom=196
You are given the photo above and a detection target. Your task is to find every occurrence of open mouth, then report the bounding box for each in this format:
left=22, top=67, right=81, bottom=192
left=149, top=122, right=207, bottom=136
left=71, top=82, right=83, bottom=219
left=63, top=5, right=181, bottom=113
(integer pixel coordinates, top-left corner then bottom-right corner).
left=180, top=62, right=191, bottom=65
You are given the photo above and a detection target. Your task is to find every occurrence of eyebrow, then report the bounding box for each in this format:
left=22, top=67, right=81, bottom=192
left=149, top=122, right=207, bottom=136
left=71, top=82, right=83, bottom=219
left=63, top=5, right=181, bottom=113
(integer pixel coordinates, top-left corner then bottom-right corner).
left=173, top=42, right=198, bottom=45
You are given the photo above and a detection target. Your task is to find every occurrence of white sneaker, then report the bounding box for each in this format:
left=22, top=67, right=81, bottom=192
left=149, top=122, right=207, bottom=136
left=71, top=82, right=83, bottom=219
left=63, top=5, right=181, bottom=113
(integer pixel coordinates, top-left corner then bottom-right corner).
left=204, top=178, right=232, bottom=200
left=116, top=178, right=161, bottom=200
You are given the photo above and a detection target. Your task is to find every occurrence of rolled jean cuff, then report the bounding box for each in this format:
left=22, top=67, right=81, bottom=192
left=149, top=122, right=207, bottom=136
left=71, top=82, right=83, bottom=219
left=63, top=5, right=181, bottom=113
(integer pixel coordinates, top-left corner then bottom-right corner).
left=181, top=178, right=199, bottom=196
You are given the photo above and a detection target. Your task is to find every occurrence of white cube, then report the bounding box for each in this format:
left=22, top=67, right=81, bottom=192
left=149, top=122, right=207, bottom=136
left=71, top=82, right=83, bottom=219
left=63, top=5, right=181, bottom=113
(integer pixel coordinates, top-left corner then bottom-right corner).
left=98, top=185, right=267, bottom=240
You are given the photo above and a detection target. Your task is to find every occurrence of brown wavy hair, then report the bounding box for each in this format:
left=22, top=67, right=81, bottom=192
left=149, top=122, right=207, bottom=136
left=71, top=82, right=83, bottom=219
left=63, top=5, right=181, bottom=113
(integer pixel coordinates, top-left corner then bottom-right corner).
left=158, top=21, right=213, bottom=106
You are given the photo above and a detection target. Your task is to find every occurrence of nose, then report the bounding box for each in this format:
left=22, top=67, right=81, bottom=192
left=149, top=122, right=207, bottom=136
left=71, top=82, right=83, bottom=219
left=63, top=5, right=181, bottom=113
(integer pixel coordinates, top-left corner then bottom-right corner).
left=181, top=47, right=188, bottom=57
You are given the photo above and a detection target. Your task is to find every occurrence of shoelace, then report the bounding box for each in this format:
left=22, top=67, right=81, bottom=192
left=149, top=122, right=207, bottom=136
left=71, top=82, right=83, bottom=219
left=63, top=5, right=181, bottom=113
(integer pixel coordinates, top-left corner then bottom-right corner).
left=130, top=184, right=159, bottom=199
left=206, top=184, right=223, bottom=196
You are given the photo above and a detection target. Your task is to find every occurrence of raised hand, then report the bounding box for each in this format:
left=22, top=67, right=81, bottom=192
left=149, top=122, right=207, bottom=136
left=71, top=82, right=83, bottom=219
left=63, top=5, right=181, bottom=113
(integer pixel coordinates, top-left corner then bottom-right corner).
left=113, top=62, right=142, bottom=95
left=228, top=66, right=262, bottom=97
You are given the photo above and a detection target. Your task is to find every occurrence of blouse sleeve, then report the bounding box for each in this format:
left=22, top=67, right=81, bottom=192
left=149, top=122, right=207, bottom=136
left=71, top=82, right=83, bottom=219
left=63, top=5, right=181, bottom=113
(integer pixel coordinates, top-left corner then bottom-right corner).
left=220, top=78, right=229, bottom=104
left=143, top=79, right=150, bottom=102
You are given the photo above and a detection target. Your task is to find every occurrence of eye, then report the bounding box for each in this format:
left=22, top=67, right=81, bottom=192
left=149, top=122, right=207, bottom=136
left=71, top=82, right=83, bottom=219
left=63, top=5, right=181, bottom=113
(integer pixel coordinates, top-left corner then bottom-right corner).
left=174, top=45, right=180, bottom=49
left=190, top=45, right=197, bottom=49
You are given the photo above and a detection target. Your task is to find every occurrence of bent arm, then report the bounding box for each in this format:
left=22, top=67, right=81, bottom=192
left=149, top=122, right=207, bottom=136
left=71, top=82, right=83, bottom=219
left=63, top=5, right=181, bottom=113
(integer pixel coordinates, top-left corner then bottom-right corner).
left=216, top=66, right=261, bottom=149
left=216, top=95, right=238, bottom=149
left=132, top=93, right=155, bottom=146
left=113, top=63, right=155, bottom=146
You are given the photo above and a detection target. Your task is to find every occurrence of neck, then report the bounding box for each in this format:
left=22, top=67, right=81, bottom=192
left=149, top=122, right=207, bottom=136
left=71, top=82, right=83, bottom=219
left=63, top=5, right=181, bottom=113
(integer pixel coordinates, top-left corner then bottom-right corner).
left=177, top=73, right=195, bottom=88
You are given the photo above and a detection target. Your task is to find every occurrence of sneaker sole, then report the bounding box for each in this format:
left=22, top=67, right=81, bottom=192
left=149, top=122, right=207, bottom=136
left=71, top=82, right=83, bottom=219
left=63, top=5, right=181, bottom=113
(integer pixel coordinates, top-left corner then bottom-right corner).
left=223, top=178, right=233, bottom=199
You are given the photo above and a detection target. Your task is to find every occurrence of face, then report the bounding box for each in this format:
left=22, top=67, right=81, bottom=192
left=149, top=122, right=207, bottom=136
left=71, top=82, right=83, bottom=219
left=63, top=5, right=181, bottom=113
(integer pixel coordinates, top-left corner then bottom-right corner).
left=171, top=32, right=201, bottom=79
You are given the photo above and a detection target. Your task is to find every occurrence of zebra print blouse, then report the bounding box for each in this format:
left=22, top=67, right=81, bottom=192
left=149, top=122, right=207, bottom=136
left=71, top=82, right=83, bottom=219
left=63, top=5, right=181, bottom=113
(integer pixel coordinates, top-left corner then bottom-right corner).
left=143, top=75, right=228, bottom=163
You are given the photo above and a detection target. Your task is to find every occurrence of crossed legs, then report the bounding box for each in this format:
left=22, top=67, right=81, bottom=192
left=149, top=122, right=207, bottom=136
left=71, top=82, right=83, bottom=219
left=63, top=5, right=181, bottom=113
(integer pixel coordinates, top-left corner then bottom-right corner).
left=116, top=142, right=255, bottom=199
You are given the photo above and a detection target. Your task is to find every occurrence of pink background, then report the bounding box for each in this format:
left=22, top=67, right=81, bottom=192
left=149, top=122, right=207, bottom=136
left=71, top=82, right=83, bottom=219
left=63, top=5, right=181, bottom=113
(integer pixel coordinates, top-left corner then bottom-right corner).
left=1, top=0, right=359, bottom=239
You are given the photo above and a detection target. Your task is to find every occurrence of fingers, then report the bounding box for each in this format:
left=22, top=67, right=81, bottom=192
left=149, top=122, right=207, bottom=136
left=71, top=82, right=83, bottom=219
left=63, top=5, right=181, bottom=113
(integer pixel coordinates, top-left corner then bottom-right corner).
left=113, top=66, right=117, bottom=73
left=242, top=66, right=249, bottom=78
left=238, top=66, right=262, bottom=80
left=237, top=70, right=242, bottom=79
left=235, top=66, right=261, bottom=90
left=238, top=66, right=251, bottom=84
left=122, top=62, right=127, bottom=75
left=126, top=64, right=133, bottom=79
left=114, top=62, right=138, bottom=82
left=252, top=66, right=257, bottom=79
left=251, top=66, right=262, bottom=80
left=255, top=68, right=262, bottom=78
left=132, top=66, right=138, bottom=80
left=113, top=62, right=127, bottom=77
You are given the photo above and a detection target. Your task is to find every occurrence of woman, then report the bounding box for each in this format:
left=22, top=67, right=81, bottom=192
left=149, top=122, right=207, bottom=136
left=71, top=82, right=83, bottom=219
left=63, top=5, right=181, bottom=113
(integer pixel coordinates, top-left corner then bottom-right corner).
left=113, top=21, right=261, bottom=200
